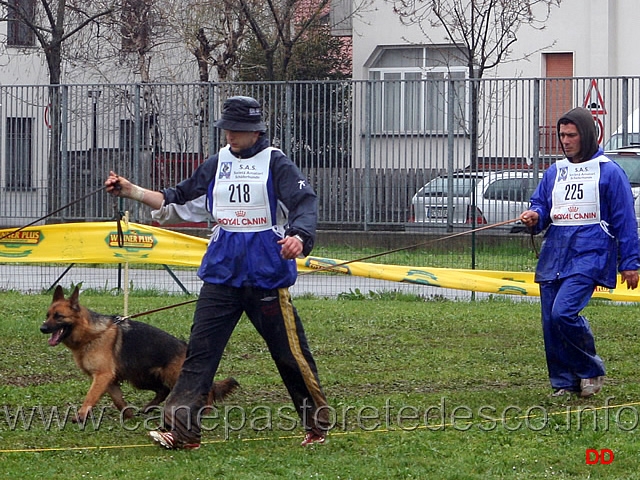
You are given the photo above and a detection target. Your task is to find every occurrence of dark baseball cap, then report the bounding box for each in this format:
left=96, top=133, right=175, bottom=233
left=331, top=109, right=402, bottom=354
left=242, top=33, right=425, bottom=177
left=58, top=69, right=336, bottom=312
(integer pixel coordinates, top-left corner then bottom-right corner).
left=214, top=96, right=267, bottom=132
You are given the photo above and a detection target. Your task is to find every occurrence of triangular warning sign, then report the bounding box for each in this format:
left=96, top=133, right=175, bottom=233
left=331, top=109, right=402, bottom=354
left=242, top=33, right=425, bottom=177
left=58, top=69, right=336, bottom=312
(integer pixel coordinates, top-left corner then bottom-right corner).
left=583, top=79, right=607, bottom=115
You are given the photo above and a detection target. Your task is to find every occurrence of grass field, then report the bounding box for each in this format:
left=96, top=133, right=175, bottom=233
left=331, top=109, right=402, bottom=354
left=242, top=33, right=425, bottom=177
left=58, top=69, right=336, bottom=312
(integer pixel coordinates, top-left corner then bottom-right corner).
left=2, top=290, right=640, bottom=479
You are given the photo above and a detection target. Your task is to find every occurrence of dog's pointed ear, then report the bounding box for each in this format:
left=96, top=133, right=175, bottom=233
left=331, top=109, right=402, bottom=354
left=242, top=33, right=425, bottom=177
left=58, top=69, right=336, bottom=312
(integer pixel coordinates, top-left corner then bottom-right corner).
left=53, top=285, right=65, bottom=302
left=70, top=286, right=80, bottom=308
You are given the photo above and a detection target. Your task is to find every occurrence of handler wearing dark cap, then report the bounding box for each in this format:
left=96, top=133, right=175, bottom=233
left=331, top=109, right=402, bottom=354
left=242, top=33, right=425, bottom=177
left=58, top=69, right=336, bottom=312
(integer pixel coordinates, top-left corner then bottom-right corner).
left=520, top=106, right=639, bottom=398
left=105, top=95, right=330, bottom=449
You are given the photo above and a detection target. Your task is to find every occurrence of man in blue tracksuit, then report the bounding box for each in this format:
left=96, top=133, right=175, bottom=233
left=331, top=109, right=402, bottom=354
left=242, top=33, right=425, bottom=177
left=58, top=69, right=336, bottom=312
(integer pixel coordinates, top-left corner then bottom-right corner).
left=520, top=106, right=639, bottom=397
left=105, top=96, right=329, bottom=449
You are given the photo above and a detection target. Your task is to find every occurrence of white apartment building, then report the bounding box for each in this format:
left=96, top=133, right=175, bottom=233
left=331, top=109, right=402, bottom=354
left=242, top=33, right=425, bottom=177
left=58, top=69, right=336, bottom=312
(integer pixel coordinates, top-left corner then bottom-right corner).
left=350, top=0, right=640, bottom=80
left=339, top=0, right=640, bottom=169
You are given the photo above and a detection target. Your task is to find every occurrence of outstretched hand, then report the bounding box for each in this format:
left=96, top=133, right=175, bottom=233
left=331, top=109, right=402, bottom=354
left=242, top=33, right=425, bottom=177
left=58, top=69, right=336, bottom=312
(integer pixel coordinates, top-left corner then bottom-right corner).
left=520, top=210, right=539, bottom=228
left=105, top=171, right=133, bottom=198
left=621, top=270, right=639, bottom=290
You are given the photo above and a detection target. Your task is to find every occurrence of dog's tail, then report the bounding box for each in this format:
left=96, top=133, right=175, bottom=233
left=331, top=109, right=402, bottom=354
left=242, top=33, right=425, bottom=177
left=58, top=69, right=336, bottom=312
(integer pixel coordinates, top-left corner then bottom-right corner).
left=208, top=377, right=240, bottom=404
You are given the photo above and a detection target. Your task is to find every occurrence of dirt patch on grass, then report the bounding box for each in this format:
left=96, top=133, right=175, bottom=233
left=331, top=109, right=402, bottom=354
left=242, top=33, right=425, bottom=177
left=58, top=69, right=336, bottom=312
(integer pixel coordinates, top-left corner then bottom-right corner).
left=0, top=372, right=76, bottom=387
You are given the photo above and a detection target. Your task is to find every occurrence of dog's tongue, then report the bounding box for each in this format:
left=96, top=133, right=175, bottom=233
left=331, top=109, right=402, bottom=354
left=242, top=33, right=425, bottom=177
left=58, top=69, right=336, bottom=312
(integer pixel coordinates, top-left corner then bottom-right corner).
left=48, top=329, right=63, bottom=346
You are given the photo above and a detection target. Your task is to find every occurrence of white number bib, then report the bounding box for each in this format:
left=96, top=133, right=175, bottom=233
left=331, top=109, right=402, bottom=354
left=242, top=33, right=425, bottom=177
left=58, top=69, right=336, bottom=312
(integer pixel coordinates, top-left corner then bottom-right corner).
left=211, top=146, right=275, bottom=232
left=550, top=158, right=607, bottom=226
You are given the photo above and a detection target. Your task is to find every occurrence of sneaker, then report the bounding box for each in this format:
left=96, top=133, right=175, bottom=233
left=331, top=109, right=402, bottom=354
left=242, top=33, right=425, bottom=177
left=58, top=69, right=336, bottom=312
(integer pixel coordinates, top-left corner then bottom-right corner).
left=580, top=376, right=604, bottom=398
left=149, top=430, right=201, bottom=450
left=300, top=431, right=326, bottom=447
left=549, top=388, right=572, bottom=397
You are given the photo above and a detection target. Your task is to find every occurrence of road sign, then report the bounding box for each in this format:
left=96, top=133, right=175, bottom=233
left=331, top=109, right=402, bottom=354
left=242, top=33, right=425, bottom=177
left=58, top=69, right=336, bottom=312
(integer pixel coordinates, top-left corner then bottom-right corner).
left=583, top=79, right=607, bottom=115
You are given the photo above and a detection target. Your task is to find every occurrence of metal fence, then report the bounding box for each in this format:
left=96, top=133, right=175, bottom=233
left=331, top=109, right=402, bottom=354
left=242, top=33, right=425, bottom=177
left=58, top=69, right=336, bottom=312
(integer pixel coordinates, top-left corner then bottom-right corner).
left=1, top=77, right=639, bottom=296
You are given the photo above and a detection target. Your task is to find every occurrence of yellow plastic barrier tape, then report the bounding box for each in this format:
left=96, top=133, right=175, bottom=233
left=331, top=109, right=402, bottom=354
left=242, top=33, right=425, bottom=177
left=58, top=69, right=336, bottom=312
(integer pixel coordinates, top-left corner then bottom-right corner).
left=300, top=257, right=640, bottom=302
left=1, top=223, right=637, bottom=301
left=0, top=222, right=207, bottom=266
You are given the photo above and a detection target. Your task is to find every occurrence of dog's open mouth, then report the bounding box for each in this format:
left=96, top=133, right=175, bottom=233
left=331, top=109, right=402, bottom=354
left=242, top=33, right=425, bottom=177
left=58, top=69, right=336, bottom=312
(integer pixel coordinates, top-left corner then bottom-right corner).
left=47, top=326, right=69, bottom=346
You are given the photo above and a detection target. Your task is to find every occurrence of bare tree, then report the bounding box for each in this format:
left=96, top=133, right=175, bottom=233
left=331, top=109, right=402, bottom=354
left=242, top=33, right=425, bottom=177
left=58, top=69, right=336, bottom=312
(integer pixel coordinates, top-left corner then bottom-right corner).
left=389, top=0, right=562, bottom=176
left=174, top=0, right=247, bottom=82
left=236, top=0, right=341, bottom=81
left=232, top=0, right=374, bottom=81
left=0, top=0, right=116, bottom=84
left=391, top=0, right=561, bottom=78
left=0, top=0, right=116, bottom=214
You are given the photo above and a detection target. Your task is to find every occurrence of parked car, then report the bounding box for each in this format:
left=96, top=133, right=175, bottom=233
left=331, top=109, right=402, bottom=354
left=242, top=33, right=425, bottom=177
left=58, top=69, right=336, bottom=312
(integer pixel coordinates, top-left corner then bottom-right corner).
left=605, top=146, right=640, bottom=236
left=409, top=170, right=542, bottom=230
left=603, top=108, right=640, bottom=150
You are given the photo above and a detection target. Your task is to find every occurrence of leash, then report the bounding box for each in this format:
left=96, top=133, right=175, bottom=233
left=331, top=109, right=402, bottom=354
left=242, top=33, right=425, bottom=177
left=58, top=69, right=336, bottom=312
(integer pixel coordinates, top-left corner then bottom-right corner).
left=529, top=233, right=540, bottom=259
left=114, top=198, right=125, bottom=247
left=112, top=218, right=525, bottom=320
left=114, top=298, right=199, bottom=323
left=0, top=184, right=127, bottom=247
left=299, top=217, right=523, bottom=276
left=0, top=185, right=109, bottom=242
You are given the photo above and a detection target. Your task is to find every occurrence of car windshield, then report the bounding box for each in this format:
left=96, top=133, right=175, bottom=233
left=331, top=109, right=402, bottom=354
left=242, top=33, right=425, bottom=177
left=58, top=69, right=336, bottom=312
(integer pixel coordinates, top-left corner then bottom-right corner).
left=417, top=176, right=477, bottom=197
left=603, top=133, right=640, bottom=151
left=608, top=153, right=640, bottom=186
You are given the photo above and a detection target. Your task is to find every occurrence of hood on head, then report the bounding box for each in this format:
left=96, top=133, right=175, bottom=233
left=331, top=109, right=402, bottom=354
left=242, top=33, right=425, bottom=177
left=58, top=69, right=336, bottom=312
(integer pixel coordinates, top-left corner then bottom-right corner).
left=557, top=107, right=599, bottom=162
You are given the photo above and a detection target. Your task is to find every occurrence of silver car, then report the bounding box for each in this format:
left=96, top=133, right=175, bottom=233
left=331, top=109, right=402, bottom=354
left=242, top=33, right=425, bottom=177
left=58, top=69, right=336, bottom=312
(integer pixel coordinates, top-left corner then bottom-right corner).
left=604, top=147, right=640, bottom=236
left=409, top=170, right=542, bottom=229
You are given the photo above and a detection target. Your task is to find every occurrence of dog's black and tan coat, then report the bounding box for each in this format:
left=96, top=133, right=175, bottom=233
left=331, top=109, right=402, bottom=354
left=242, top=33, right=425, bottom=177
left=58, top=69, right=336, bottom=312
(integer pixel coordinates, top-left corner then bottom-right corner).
left=40, top=285, right=238, bottom=422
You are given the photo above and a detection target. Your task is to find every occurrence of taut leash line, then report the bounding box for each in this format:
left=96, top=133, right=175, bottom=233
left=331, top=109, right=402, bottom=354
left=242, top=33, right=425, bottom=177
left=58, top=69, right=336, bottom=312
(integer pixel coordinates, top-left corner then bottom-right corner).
left=116, top=298, right=198, bottom=322
left=0, top=185, right=108, bottom=242
left=299, top=217, right=522, bottom=276
left=120, top=219, right=523, bottom=319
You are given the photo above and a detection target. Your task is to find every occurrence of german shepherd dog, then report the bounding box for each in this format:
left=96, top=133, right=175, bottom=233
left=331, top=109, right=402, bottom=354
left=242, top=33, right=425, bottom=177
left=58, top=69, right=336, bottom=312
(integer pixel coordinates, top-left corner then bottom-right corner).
left=41, top=285, right=238, bottom=422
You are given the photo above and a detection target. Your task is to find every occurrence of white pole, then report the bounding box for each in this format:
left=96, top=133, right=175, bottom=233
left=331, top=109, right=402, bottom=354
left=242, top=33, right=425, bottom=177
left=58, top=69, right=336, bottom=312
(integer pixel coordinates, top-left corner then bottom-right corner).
left=123, top=211, right=130, bottom=316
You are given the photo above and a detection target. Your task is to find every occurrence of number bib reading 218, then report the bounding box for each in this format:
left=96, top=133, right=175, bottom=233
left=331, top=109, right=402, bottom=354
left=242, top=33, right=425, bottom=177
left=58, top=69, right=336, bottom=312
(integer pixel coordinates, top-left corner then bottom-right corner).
left=550, top=157, right=606, bottom=226
left=211, top=146, right=275, bottom=232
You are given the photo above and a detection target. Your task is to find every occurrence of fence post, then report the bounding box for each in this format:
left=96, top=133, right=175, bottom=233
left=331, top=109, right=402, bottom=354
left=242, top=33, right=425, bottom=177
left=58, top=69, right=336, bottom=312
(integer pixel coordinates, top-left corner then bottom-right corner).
left=447, top=79, right=455, bottom=232
left=364, top=81, right=373, bottom=231
left=285, top=83, right=293, bottom=155
left=60, top=85, right=69, bottom=213
left=133, top=84, right=142, bottom=222
left=533, top=79, right=540, bottom=180
left=208, top=82, right=216, bottom=156
left=622, top=77, right=629, bottom=147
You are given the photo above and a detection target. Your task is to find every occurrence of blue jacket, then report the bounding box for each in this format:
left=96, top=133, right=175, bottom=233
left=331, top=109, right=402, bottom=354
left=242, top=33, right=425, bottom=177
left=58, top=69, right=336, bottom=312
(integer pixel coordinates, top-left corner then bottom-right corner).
left=160, top=135, right=318, bottom=289
left=528, top=148, right=639, bottom=288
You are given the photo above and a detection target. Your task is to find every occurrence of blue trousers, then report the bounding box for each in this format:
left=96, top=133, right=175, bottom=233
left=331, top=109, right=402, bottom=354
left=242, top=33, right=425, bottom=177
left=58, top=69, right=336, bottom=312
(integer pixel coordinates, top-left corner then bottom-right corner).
left=539, top=275, right=605, bottom=391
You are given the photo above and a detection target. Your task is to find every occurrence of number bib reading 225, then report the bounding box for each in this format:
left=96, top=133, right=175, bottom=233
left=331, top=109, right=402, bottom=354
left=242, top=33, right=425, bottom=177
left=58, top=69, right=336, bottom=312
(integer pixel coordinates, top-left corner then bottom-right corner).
left=211, top=146, right=275, bottom=232
left=550, top=157, right=606, bottom=226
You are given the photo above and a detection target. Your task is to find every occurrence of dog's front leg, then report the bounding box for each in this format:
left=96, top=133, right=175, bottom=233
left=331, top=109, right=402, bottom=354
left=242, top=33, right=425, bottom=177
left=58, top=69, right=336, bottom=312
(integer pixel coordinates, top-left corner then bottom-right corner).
left=142, top=386, right=171, bottom=413
left=76, top=372, right=115, bottom=422
left=107, top=383, right=134, bottom=419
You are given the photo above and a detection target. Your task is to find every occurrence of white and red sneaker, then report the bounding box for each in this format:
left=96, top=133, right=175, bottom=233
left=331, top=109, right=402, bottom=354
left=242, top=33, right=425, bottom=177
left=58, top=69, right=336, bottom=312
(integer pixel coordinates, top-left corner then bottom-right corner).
left=149, top=430, right=201, bottom=450
left=300, top=431, right=326, bottom=446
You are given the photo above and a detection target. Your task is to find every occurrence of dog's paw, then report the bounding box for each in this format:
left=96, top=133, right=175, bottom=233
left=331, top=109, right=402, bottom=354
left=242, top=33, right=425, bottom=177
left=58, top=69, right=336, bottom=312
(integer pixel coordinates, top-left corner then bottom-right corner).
left=121, top=407, right=135, bottom=419
left=74, top=407, right=92, bottom=424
